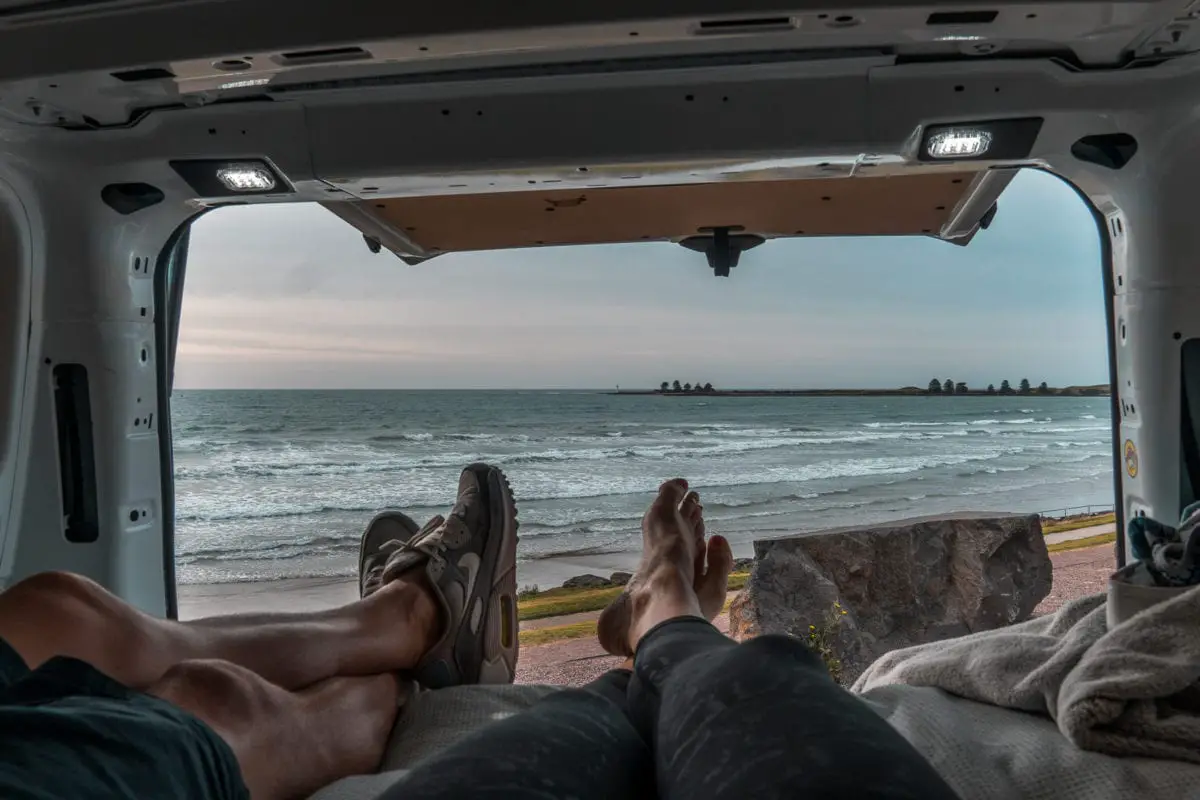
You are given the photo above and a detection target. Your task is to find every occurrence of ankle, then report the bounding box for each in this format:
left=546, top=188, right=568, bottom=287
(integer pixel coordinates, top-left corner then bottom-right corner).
left=364, top=579, right=441, bottom=665
left=641, top=560, right=692, bottom=598
left=302, top=675, right=399, bottom=775
left=626, top=563, right=701, bottom=651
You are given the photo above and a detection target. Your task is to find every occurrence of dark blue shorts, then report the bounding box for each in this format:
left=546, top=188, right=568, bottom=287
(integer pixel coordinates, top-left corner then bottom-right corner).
left=0, top=637, right=248, bottom=800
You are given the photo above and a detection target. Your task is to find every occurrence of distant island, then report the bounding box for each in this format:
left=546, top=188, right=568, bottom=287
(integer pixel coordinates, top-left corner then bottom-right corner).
left=613, top=378, right=1110, bottom=398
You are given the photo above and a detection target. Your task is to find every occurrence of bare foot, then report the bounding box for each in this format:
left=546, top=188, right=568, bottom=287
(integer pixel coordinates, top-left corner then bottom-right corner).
left=599, top=480, right=730, bottom=657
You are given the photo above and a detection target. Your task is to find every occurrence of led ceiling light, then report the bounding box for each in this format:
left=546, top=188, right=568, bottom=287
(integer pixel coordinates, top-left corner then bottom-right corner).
left=926, top=128, right=992, bottom=159
left=917, top=118, right=1043, bottom=163
left=169, top=158, right=292, bottom=198
left=215, top=163, right=277, bottom=191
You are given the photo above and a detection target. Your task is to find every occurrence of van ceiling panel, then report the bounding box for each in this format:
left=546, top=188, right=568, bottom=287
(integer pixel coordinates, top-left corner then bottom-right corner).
left=165, top=1, right=1171, bottom=95
left=0, top=1, right=1180, bottom=128
left=335, top=172, right=976, bottom=254
left=0, top=1, right=1179, bottom=102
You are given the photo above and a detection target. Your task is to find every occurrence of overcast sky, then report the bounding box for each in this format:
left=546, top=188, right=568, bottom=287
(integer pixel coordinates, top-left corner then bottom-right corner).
left=177, top=169, right=1107, bottom=390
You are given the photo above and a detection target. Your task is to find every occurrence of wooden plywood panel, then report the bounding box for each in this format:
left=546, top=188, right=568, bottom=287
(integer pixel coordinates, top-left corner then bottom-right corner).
left=358, top=172, right=975, bottom=252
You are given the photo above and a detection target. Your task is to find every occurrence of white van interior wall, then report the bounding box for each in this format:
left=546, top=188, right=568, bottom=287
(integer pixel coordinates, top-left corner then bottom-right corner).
left=0, top=160, right=178, bottom=613
left=1061, top=120, right=1200, bottom=542
left=0, top=179, right=31, bottom=594
left=0, top=99, right=321, bottom=613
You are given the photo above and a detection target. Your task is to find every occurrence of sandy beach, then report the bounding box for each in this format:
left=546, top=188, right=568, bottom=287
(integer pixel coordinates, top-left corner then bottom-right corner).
left=175, top=562, right=631, bottom=620
left=178, top=552, right=688, bottom=618
left=179, top=576, right=359, bottom=619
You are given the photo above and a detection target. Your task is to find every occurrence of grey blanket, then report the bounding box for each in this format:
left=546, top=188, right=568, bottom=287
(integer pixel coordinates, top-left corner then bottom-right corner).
left=853, top=587, right=1200, bottom=763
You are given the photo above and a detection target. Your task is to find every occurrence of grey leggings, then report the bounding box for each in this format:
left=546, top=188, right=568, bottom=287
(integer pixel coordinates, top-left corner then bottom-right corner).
left=381, top=617, right=960, bottom=799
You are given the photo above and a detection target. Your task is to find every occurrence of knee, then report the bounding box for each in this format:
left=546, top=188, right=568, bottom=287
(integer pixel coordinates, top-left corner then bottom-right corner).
left=0, top=570, right=128, bottom=640
left=5, top=570, right=110, bottom=613
left=730, top=634, right=831, bottom=678
left=0, top=571, right=162, bottom=678
left=154, top=659, right=259, bottom=705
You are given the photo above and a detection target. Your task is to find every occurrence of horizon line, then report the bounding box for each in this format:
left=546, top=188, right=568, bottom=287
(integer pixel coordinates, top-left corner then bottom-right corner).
left=173, top=383, right=1112, bottom=392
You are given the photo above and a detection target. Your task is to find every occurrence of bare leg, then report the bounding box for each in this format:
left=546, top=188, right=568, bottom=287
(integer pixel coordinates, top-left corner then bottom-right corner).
left=148, top=659, right=401, bottom=800
left=0, top=570, right=438, bottom=690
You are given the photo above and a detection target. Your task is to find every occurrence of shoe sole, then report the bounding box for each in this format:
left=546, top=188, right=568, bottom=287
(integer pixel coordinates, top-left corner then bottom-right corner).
left=462, top=462, right=520, bottom=685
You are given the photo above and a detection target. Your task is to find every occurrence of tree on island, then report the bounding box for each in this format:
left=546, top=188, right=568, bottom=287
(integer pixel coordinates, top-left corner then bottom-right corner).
left=672, top=380, right=682, bottom=393
left=987, top=384, right=996, bottom=394
left=943, top=378, right=954, bottom=394
left=928, top=378, right=943, bottom=394
left=693, top=381, right=703, bottom=393
left=659, top=381, right=669, bottom=393
left=956, top=382, right=968, bottom=394
left=1038, top=381, right=1050, bottom=394
left=1000, top=380, right=1013, bottom=395
left=684, top=383, right=692, bottom=392
left=1019, top=378, right=1032, bottom=395
left=703, top=382, right=714, bottom=393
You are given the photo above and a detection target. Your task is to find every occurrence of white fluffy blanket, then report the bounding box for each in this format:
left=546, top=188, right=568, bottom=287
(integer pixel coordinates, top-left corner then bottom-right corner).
left=854, top=587, right=1200, bottom=764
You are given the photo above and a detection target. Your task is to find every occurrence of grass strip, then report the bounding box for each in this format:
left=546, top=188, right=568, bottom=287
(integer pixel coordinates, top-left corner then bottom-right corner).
left=1046, top=531, right=1116, bottom=553
left=520, top=591, right=743, bottom=647
left=519, top=571, right=748, bottom=621
left=519, top=620, right=599, bottom=647
left=1042, top=513, right=1115, bottom=535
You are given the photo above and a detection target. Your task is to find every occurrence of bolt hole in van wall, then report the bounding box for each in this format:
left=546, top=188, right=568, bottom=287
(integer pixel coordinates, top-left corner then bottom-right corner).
left=167, top=168, right=1109, bottom=621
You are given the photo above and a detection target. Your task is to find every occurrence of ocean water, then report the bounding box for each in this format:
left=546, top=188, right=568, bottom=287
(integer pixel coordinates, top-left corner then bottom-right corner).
left=172, top=390, right=1115, bottom=585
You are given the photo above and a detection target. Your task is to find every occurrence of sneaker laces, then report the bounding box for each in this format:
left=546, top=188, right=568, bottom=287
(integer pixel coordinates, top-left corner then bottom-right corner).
left=380, top=516, right=467, bottom=583
left=362, top=515, right=444, bottom=595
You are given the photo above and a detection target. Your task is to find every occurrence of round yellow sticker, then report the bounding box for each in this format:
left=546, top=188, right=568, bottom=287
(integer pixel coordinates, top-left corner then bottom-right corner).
left=1124, top=439, right=1138, bottom=478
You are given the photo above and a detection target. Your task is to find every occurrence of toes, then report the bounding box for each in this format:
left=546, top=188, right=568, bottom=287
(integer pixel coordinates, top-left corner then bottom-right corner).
left=679, top=490, right=704, bottom=531
left=680, top=491, right=706, bottom=578
left=706, top=535, right=734, bottom=582
left=689, top=496, right=706, bottom=539
left=647, top=479, right=689, bottom=524
left=695, top=536, right=733, bottom=620
left=658, top=479, right=689, bottom=505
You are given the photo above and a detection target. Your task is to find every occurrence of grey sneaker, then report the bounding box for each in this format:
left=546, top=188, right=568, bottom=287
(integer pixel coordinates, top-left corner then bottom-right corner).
left=360, top=511, right=443, bottom=598
left=368, top=463, right=519, bottom=688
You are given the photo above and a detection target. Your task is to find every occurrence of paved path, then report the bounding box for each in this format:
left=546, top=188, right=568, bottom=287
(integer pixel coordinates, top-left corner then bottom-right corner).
left=1044, top=522, right=1115, bottom=546
left=521, top=609, right=609, bottom=632
left=1032, top=543, right=1117, bottom=616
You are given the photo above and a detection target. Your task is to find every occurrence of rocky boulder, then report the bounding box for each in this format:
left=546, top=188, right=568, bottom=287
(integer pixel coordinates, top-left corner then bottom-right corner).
left=728, top=513, right=1051, bottom=684
left=561, top=573, right=611, bottom=589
